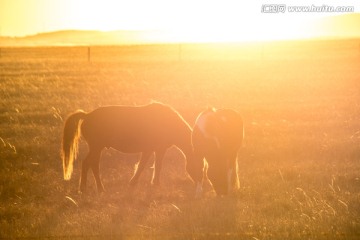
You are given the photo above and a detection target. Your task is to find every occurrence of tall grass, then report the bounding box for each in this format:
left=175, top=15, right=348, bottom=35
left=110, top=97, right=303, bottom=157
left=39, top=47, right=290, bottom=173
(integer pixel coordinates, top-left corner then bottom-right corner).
left=0, top=40, right=360, bottom=239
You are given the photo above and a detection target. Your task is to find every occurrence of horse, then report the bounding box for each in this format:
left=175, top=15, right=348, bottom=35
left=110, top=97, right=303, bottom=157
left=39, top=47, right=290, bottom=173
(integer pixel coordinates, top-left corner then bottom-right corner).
left=61, top=102, right=195, bottom=194
left=191, top=107, right=244, bottom=196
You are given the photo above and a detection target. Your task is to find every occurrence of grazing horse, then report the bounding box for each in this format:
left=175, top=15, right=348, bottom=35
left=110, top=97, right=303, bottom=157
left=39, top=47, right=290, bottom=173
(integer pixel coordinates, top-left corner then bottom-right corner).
left=191, top=108, right=244, bottom=196
left=61, top=102, right=194, bottom=193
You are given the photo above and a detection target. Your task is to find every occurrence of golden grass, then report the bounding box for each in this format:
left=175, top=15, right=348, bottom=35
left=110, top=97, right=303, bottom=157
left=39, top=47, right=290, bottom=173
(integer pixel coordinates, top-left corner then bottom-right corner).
left=0, top=40, right=360, bottom=239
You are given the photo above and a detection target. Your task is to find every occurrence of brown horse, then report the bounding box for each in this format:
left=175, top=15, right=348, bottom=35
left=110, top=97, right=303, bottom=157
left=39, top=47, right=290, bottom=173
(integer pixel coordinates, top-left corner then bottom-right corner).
left=61, top=102, right=194, bottom=193
left=191, top=108, right=244, bottom=196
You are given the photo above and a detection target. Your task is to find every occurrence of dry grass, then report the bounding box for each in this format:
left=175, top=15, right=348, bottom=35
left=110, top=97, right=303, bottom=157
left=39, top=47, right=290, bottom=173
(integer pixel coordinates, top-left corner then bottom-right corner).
left=0, top=40, right=360, bottom=239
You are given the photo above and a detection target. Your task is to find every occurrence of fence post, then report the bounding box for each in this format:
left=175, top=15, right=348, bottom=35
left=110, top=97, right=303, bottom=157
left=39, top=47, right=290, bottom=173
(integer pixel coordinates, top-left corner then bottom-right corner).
left=178, top=44, right=182, bottom=62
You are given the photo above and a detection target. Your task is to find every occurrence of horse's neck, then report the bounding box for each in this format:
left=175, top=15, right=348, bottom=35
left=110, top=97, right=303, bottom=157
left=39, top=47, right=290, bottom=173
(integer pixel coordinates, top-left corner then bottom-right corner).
left=175, top=127, right=193, bottom=158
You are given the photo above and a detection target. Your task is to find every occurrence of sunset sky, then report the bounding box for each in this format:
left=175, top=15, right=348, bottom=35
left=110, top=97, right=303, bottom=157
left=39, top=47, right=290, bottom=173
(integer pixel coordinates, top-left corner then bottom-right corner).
left=0, top=0, right=359, bottom=42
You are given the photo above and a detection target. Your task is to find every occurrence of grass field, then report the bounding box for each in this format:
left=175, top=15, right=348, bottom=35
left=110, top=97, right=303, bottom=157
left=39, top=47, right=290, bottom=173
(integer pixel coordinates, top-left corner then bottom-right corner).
left=1, top=39, right=360, bottom=239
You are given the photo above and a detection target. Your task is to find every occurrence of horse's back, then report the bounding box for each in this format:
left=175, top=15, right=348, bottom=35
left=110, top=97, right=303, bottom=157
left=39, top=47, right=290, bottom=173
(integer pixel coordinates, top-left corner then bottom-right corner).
left=80, top=103, right=188, bottom=150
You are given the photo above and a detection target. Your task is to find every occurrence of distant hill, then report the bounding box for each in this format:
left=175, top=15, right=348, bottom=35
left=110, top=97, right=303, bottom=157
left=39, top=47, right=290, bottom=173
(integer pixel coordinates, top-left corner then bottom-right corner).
left=0, top=13, right=359, bottom=46
left=0, top=30, right=166, bottom=46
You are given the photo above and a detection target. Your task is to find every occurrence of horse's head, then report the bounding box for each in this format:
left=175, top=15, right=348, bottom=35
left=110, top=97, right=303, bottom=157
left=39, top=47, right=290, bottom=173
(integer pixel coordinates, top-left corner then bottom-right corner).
left=186, top=154, right=205, bottom=198
left=186, top=153, right=231, bottom=197
left=186, top=153, right=204, bottom=184
left=206, top=157, right=230, bottom=196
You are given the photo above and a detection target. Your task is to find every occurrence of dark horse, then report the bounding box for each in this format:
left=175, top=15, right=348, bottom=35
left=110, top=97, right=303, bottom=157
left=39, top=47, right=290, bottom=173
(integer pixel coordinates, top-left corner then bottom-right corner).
left=61, top=102, right=195, bottom=193
left=191, top=108, right=244, bottom=196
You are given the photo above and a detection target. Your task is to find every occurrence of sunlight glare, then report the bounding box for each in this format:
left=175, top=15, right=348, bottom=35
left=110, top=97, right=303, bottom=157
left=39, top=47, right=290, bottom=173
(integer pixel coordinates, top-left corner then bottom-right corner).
left=59, top=0, right=313, bottom=42
left=3, top=0, right=353, bottom=41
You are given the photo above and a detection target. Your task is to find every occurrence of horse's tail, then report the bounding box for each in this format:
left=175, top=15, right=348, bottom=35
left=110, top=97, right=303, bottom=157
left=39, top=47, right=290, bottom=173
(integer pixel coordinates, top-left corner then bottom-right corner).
left=61, top=110, right=86, bottom=180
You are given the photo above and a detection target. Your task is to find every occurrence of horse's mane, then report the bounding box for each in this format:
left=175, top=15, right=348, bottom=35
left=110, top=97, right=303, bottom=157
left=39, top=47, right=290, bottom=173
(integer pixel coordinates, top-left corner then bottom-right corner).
left=149, top=100, right=192, bottom=129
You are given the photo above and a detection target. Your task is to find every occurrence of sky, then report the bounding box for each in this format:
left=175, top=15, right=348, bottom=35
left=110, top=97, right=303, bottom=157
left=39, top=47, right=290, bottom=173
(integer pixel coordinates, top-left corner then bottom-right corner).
left=0, top=0, right=359, bottom=41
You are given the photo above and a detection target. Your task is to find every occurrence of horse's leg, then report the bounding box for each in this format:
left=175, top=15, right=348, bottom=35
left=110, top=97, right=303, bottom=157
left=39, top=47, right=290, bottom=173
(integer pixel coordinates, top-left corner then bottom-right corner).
left=90, top=148, right=104, bottom=193
left=152, top=149, right=166, bottom=185
left=227, top=151, right=240, bottom=193
left=79, top=148, right=98, bottom=194
left=129, top=151, right=153, bottom=186
left=192, top=150, right=206, bottom=199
